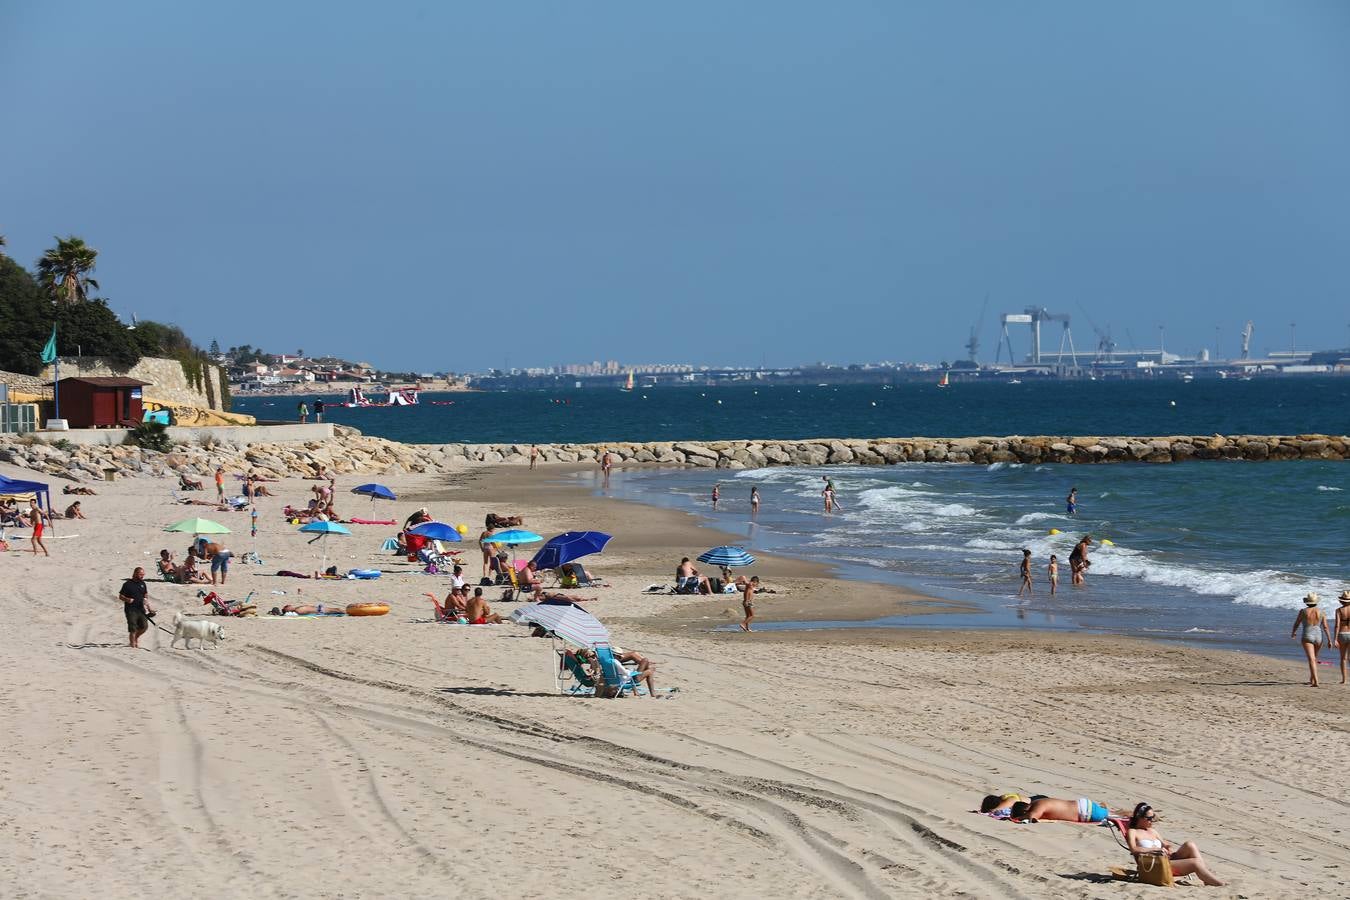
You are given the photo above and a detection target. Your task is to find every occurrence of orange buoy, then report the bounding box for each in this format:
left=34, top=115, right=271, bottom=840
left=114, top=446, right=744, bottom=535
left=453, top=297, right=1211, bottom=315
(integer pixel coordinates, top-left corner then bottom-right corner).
left=345, top=603, right=390, bottom=617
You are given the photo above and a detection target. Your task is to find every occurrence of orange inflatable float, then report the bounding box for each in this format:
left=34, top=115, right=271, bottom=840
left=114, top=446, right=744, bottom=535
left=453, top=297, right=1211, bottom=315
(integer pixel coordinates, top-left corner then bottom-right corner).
left=345, top=603, right=390, bottom=617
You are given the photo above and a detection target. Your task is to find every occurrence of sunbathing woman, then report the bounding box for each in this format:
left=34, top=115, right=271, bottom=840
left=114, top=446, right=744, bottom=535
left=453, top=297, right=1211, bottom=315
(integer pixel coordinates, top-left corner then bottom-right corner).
left=1126, top=802, right=1225, bottom=886
left=273, top=604, right=344, bottom=616
left=63, top=484, right=97, bottom=495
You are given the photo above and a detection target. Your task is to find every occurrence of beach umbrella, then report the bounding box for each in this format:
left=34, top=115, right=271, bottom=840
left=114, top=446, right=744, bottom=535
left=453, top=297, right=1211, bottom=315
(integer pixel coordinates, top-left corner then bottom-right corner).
left=351, top=483, right=396, bottom=503
left=299, top=520, right=351, bottom=573
left=509, top=602, right=610, bottom=649
left=490, top=528, right=543, bottom=574
left=697, top=545, right=756, bottom=568
left=408, top=521, right=463, bottom=542
left=531, top=531, right=612, bottom=571
left=491, top=529, right=543, bottom=546
left=165, top=517, right=231, bottom=535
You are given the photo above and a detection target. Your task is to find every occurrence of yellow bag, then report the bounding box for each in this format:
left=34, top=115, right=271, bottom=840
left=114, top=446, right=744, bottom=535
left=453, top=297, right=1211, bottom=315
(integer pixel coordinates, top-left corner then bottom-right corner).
left=1135, top=853, right=1174, bottom=887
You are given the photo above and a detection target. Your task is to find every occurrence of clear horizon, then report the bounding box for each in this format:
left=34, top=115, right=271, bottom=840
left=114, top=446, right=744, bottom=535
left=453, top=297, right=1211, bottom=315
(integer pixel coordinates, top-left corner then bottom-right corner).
left=4, top=2, right=1348, bottom=372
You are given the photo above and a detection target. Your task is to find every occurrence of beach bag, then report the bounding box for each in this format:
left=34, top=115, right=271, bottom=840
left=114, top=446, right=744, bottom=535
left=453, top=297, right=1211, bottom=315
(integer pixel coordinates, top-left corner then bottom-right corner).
left=1135, top=853, right=1174, bottom=887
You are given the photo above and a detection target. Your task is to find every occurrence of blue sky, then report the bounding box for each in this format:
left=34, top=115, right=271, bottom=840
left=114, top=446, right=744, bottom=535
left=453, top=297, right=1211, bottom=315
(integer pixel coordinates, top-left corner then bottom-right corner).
left=3, top=1, right=1348, bottom=370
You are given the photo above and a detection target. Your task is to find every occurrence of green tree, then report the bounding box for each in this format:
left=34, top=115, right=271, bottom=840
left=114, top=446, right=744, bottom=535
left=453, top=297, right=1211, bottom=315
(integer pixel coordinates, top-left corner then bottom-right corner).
left=209, top=339, right=221, bottom=356
left=36, top=236, right=100, bottom=306
left=0, top=255, right=50, bottom=373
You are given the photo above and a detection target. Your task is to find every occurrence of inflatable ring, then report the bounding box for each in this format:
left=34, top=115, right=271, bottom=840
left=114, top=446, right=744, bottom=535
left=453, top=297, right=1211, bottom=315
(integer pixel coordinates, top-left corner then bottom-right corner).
left=349, top=569, right=381, bottom=579
left=346, top=603, right=390, bottom=617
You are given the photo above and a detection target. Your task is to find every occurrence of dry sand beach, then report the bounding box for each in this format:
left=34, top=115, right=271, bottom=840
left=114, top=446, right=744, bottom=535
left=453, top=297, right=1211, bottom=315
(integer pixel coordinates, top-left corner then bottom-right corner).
left=3, top=460, right=1348, bottom=899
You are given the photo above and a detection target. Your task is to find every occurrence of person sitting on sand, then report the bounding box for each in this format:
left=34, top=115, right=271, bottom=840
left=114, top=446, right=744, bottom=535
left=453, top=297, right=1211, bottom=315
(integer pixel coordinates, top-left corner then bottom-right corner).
left=1126, top=802, right=1225, bottom=886
left=464, top=587, right=503, bottom=624
left=179, top=473, right=204, bottom=491
left=0, top=497, right=20, bottom=525
left=62, top=484, right=97, bottom=495
left=176, top=547, right=211, bottom=584
left=1010, top=796, right=1113, bottom=824
left=676, top=557, right=711, bottom=594
left=64, top=501, right=86, bottom=519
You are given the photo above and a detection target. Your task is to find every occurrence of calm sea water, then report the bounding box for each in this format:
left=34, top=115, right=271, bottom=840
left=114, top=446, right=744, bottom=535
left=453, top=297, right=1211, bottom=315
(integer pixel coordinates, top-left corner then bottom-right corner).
left=592, top=461, right=1349, bottom=658
left=235, top=379, right=1348, bottom=657
left=233, top=377, right=1350, bottom=445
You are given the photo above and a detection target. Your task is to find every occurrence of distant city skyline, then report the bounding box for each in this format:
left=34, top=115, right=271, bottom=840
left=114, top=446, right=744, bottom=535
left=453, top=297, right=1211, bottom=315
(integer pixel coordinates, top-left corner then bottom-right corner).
left=4, top=3, right=1348, bottom=371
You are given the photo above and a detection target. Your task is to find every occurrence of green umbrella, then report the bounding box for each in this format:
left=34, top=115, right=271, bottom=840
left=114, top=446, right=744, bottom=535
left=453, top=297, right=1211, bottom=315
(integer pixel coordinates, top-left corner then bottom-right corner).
left=164, top=517, right=231, bottom=535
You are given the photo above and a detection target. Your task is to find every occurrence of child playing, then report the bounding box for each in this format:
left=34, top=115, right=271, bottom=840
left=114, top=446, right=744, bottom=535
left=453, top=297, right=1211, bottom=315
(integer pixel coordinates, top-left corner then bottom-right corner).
left=1017, top=549, right=1033, bottom=596
left=1048, top=554, right=1059, bottom=595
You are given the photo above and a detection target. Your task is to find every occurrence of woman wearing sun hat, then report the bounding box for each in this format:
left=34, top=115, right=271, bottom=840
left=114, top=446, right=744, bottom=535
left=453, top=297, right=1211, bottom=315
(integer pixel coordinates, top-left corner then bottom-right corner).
left=1291, top=593, right=1330, bottom=687
left=1332, top=591, right=1350, bottom=686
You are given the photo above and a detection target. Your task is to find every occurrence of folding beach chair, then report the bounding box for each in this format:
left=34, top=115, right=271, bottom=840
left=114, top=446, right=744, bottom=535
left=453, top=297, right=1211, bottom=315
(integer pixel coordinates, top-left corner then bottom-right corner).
left=555, top=643, right=597, bottom=696
left=593, top=645, right=647, bottom=698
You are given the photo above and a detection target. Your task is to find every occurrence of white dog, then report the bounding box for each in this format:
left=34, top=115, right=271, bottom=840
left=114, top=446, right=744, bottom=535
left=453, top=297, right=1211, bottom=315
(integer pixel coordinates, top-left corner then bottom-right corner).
left=170, top=612, right=225, bottom=649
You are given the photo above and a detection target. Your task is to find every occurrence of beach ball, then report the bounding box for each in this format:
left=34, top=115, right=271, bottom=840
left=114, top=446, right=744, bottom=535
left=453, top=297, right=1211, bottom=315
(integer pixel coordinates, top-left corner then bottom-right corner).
left=1048, top=528, right=1061, bottom=535
left=456, top=524, right=468, bottom=535
left=1101, top=538, right=1115, bottom=546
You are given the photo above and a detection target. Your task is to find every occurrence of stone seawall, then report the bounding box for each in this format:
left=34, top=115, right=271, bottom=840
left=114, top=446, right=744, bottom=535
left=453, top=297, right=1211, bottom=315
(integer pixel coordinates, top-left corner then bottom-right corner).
left=0, top=430, right=1343, bottom=484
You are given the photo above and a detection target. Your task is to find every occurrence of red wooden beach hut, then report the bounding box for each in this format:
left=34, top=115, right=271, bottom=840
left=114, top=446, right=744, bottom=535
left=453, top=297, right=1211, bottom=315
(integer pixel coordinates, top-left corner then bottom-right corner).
left=54, top=377, right=149, bottom=428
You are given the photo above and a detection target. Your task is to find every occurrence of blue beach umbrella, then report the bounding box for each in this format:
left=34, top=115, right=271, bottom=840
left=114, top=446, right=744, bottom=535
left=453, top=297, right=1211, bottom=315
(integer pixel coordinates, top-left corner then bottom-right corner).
left=408, top=521, right=463, bottom=542
left=299, top=520, right=351, bottom=573
left=697, top=545, right=756, bottom=568
left=531, top=531, right=613, bottom=571
left=351, top=483, right=397, bottom=502
left=490, top=529, right=543, bottom=546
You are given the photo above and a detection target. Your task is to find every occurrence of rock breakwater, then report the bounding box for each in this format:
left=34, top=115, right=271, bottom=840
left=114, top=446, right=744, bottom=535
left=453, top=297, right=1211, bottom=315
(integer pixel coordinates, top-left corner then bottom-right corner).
left=1, top=429, right=1344, bottom=484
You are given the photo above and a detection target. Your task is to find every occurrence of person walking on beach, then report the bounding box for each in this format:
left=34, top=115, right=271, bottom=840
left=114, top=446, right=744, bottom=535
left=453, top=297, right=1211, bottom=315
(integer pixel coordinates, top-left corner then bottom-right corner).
left=297, top=400, right=309, bottom=424
left=1333, top=591, right=1350, bottom=685
left=750, top=486, right=760, bottom=517
left=1292, top=593, right=1330, bottom=687
left=711, top=484, right=720, bottom=510
left=529, top=445, right=538, bottom=470
left=214, top=466, right=225, bottom=504
left=1017, top=549, right=1033, bottom=597
left=1048, top=554, right=1059, bottom=595
left=120, top=566, right=154, bottom=649
left=313, top=398, right=325, bottom=423
left=1070, top=535, right=1091, bottom=585
left=740, top=575, right=760, bottom=632
left=822, top=476, right=836, bottom=513
left=1065, top=487, right=1078, bottom=516
left=28, top=499, right=49, bottom=556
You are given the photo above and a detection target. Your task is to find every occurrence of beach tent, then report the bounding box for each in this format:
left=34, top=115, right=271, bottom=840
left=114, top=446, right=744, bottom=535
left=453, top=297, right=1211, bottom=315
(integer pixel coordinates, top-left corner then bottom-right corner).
left=0, top=473, right=53, bottom=515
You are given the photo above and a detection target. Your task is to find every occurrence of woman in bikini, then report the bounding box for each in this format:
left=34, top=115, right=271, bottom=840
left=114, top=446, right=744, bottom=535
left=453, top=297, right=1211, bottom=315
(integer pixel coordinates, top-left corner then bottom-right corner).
left=1333, top=591, right=1350, bottom=685
left=1125, top=802, right=1225, bottom=886
left=1291, top=592, right=1330, bottom=687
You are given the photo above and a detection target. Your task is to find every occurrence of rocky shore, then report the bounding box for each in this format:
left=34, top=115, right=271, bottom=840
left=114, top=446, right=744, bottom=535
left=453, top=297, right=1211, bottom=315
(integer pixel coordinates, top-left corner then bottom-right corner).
left=1, top=429, right=1344, bottom=484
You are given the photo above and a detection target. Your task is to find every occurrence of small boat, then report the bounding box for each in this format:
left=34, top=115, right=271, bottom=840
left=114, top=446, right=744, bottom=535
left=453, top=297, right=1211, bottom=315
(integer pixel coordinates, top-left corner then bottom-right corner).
left=619, top=371, right=634, bottom=392
left=1007, top=378, right=1022, bottom=385
left=937, top=372, right=950, bottom=388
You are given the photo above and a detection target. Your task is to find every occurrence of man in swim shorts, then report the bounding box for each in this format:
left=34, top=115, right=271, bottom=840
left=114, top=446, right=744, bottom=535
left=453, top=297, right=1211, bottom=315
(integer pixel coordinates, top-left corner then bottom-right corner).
left=464, top=588, right=503, bottom=624
left=1010, top=796, right=1113, bottom=823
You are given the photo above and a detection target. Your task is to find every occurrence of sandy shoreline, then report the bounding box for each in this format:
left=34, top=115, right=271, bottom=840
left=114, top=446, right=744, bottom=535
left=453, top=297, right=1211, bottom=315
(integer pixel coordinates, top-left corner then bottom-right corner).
left=3, top=458, right=1347, bottom=898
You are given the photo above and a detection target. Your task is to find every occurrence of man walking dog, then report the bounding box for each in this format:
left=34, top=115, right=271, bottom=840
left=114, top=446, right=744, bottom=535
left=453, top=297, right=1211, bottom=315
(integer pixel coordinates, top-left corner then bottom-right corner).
left=120, top=566, right=155, bottom=649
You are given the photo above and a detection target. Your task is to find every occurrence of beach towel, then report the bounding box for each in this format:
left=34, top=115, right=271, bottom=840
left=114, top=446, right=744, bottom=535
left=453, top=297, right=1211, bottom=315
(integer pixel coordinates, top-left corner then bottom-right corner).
left=275, top=570, right=312, bottom=578
left=349, top=518, right=395, bottom=525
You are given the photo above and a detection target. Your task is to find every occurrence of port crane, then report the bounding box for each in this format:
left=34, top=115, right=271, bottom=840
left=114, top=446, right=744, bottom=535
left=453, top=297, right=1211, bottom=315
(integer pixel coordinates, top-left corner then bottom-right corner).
left=1076, top=303, right=1117, bottom=364
left=965, top=295, right=989, bottom=365
left=995, top=306, right=1079, bottom=366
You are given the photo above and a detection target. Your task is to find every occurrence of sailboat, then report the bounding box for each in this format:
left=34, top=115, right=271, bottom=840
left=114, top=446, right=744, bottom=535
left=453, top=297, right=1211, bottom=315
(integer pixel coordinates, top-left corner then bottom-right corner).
left=937, top=371, right=950, bottom=388
left=620, top=370, right=634, bottom=392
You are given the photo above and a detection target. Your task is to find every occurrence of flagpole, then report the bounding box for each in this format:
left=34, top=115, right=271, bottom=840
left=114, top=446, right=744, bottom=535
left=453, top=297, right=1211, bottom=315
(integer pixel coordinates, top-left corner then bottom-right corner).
left=53, top=355, right=60, bottom=422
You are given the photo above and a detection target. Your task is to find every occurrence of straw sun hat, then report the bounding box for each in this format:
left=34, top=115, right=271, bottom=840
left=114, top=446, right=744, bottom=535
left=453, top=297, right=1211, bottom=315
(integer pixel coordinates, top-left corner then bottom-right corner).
left=1339, top=590, right=1350, bottom=604
left=1303, top=593, right=1321, bottom=606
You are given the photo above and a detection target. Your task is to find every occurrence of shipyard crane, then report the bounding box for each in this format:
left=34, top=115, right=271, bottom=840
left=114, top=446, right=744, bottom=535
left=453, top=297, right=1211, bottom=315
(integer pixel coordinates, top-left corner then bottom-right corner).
left=965, top=295, right=989, bottom=365
left=995, top=306, right=1079, bottom=366
left=1076, top=303, right=1117, bottom=364
left=1240, top=321, right=1254, bottom=360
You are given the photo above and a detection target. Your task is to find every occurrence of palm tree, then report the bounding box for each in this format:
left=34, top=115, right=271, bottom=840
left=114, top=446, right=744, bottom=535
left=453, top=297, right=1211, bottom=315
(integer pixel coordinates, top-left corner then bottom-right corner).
left=37, top=236, right=100, bottom=305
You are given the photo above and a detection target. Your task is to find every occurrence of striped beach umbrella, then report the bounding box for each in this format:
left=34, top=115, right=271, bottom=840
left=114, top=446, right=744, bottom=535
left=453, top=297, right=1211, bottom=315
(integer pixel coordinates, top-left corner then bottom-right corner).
left=697, top=545, right=756, bottom=568
left=510, top=602, right=610, bottom=649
